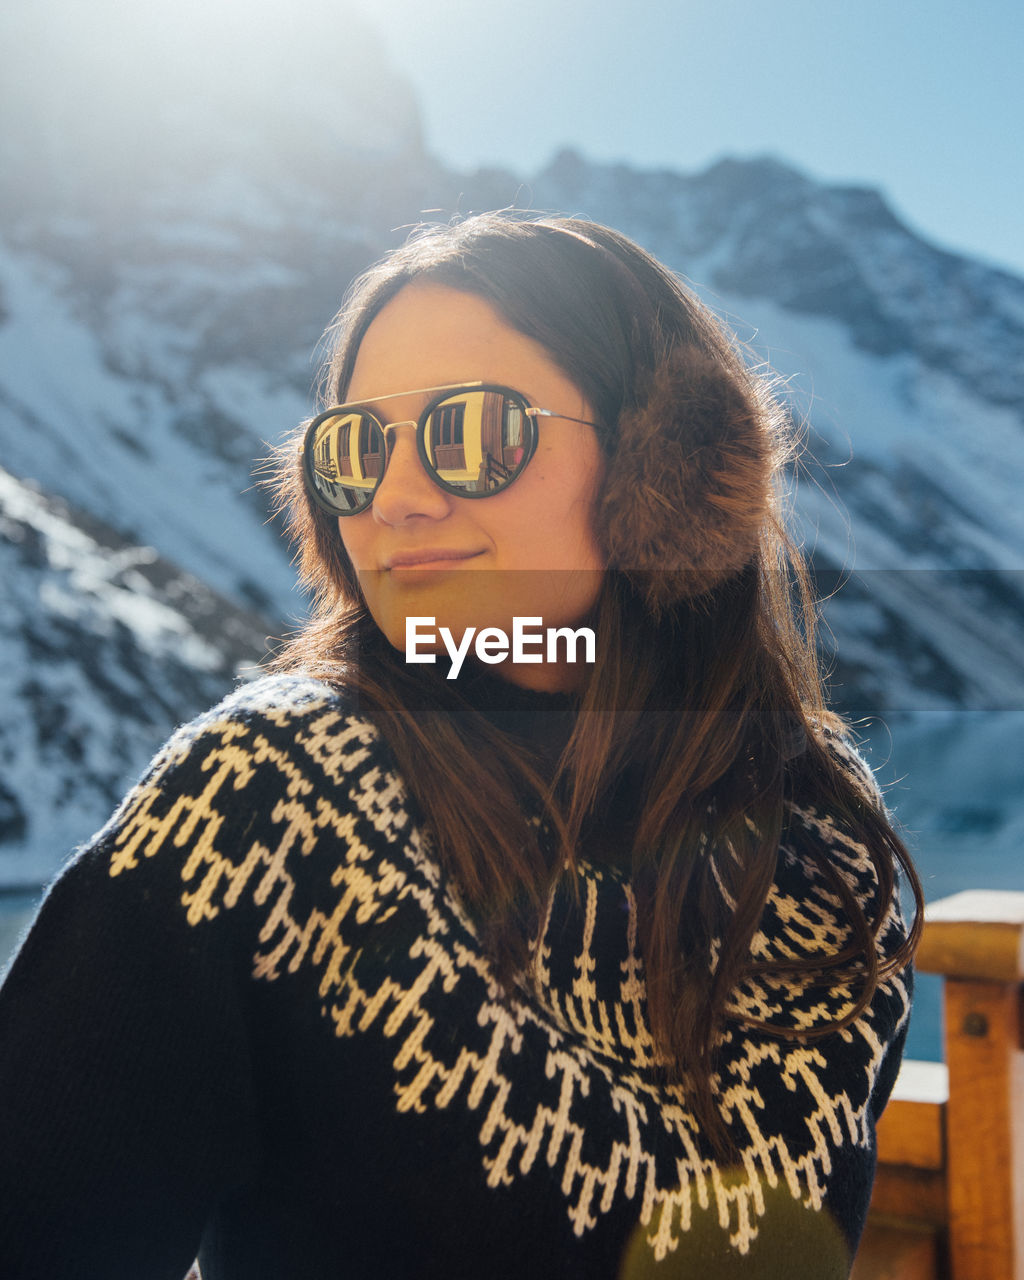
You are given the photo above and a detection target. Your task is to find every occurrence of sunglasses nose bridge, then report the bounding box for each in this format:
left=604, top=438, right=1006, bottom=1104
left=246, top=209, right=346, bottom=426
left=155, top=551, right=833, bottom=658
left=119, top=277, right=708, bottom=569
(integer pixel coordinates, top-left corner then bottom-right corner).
left=378, top=418, right=418, bottom=466
left=370, top=417, right=450, bottom=523
left=380, top=417, right=417, bottom=440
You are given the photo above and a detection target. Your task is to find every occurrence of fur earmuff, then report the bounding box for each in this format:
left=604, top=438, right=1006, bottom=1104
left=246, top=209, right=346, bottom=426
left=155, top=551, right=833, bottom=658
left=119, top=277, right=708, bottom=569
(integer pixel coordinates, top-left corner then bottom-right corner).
left=598, top=343, right=775, bottom=612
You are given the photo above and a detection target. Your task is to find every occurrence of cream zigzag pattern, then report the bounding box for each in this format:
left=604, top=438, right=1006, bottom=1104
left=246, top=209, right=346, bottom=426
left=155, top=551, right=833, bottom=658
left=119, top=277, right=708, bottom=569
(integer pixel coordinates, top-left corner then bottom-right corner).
left=106, top=685, right=910, bottom=1261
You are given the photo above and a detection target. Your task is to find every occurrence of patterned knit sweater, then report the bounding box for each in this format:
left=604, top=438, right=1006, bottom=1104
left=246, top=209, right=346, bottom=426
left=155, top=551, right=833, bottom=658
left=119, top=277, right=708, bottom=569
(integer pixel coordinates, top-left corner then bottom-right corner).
left=0, top=674, right=911, bottom=1280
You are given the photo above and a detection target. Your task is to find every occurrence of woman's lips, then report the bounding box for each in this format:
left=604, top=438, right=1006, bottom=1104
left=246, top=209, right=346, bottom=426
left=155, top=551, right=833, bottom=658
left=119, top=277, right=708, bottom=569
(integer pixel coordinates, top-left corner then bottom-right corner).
left=384, top=549, right=484, bottom=572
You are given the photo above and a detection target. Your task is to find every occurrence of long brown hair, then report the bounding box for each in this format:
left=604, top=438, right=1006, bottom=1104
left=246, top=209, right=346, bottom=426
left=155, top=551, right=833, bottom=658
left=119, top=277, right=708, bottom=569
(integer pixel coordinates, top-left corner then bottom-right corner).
left=270, top=213, right=922, bottom=1154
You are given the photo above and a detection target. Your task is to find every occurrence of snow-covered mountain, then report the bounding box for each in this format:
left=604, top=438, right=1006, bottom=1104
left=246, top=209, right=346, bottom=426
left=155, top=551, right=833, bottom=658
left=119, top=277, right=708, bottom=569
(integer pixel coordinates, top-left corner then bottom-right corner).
left=1, top=5, right=1021, bottom=903
left=0, top=467, right=272, bottom=885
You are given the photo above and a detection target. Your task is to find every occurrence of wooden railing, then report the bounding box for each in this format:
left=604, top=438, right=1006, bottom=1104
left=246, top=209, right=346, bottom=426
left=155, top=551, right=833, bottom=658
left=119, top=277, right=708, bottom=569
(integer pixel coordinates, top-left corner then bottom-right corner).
left=852, top=890, right=1024, bottom=1280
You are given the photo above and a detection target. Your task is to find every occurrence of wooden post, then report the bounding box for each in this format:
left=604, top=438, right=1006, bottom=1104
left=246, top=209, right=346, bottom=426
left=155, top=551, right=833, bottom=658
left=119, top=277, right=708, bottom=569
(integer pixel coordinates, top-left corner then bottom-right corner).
left=916, top=890, right=1024, bottom=1280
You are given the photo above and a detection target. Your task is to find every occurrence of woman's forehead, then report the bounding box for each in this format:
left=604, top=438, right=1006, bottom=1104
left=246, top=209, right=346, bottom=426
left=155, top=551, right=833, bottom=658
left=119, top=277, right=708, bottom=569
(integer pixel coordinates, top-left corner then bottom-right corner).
left=345, top=282, right=587, bottom=415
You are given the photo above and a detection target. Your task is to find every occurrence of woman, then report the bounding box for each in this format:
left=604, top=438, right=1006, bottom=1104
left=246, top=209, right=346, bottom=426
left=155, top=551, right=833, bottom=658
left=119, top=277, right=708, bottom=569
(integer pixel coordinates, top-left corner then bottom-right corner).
left=0, top=213, right=920, bottom=1278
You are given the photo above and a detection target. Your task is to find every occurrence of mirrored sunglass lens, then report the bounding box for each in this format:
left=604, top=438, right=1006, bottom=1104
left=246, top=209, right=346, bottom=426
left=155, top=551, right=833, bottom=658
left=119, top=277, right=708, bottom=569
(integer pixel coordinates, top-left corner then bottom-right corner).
left=307, top=411, right=385, bottom=513
left=423, top=390, right=528, bottom=494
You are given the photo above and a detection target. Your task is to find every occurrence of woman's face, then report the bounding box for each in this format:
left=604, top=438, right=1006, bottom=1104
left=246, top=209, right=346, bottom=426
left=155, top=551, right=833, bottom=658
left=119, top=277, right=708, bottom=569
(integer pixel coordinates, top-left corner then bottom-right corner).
left=337, top=282, right=607, bottom=691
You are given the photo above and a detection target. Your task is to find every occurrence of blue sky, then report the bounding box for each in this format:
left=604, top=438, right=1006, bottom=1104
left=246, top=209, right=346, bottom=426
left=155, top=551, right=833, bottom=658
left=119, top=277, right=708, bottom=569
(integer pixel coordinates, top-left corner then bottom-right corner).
left=352, top=0, right=1024, bottom=277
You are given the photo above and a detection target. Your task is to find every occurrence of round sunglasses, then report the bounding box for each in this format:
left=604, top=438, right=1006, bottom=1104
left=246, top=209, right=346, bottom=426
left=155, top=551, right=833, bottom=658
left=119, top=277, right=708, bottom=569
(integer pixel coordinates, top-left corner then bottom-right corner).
left=302, top=382, right=599, bottom=516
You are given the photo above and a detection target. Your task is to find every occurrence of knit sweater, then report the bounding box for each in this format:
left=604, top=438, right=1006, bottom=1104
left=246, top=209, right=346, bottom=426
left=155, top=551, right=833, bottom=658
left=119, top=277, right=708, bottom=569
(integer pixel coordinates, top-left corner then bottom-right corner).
left=0, top=674, right=912, bottom=1280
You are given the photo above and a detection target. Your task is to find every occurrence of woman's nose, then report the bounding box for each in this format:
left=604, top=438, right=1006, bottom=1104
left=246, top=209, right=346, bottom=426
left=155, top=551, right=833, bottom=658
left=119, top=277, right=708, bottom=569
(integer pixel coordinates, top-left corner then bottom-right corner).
left=370, top=423, right=451, bottom=526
